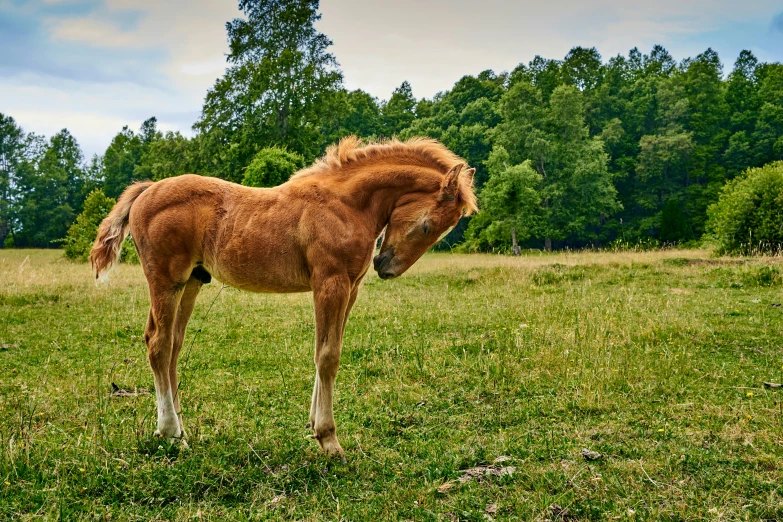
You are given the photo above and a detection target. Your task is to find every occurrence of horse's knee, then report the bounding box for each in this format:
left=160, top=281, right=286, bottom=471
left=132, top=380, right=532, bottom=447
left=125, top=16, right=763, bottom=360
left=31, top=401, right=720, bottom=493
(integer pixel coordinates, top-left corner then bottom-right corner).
left=315, top=350, right=340, bottom=378
left=146, top=332, right=173, bottom=370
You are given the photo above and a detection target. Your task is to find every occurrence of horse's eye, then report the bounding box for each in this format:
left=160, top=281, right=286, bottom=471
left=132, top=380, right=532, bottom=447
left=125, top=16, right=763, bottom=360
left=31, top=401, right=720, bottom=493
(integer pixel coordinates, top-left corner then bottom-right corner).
left=422, top=221, right=431, bottom=235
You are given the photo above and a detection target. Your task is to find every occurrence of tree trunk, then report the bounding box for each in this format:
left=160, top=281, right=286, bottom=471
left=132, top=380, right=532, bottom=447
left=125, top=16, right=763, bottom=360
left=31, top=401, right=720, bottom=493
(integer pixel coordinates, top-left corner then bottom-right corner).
left=544, top=237, right=552, bottom=251
left=511, top=228, right=521, bottom=256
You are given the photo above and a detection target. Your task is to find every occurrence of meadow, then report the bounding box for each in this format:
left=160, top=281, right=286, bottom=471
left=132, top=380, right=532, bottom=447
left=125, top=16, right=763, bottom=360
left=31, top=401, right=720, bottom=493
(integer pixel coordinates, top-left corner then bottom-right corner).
left=1, top=248, right=782, bottom=520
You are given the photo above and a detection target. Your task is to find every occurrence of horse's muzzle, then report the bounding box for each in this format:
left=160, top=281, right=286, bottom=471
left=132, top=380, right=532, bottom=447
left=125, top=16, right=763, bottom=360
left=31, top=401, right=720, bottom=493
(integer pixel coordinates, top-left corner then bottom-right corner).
left=373, top=249, right=396, bottom=279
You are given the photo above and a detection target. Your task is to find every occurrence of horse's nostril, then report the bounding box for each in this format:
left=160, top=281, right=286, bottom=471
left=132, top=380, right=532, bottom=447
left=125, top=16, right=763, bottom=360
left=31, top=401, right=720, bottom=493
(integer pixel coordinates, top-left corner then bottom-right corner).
left=373, top=254, right=383, bottom=271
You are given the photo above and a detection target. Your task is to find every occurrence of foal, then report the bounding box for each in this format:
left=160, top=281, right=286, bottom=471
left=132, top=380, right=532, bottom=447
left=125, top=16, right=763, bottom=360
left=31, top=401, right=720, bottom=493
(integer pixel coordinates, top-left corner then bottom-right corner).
left=91, top=137, right=477, bottom=457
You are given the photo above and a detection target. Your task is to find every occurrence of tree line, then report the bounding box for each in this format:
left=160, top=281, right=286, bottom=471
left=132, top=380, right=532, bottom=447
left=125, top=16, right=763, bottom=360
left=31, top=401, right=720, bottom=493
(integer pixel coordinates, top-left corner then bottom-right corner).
left=1, top=0, right=782, bottom=251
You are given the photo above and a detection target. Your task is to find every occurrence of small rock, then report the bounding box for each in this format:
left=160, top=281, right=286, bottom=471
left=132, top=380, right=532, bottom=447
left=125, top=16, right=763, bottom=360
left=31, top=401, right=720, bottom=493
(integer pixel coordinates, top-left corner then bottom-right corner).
left=110, top=383, right=150, bottom=397
left=550, top=504, right=571, bottom=519
left=581, top=448, right=603, bottom=461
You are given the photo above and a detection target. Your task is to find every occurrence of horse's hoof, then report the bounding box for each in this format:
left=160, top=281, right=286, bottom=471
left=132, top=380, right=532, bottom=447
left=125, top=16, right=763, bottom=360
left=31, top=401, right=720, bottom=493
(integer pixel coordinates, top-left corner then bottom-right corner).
left=153, top=425, right=181, bottom=440
left=319, top=438, right=344, bottom=458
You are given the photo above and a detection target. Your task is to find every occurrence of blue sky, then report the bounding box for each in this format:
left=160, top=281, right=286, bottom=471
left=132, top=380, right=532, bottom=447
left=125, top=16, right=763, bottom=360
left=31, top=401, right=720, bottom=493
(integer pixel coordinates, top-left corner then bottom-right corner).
left=1, top=0, right=782, bottom=158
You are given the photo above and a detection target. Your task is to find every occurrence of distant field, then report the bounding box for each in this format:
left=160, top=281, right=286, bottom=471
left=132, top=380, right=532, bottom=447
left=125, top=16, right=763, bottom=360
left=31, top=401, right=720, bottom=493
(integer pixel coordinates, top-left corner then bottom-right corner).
left=1, top=248, right=783, bottom=520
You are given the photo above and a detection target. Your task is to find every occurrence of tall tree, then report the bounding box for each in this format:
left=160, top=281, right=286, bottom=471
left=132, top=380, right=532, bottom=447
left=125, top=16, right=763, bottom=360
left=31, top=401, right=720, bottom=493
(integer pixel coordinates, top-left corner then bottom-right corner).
left=382, top=81, right=417, bottom=137
left=134, top=131, right=200, bottom=181
left=0, top=114, right=24, bottom=246
left=195, top=0, right=342, bottom=180
left=497, top=83, right=620, bottom=248
left=15, top=130, right=87, bottom=247
left=102, top=126, right=144, bottom=198
left=465, top=146, right=542, bottom=254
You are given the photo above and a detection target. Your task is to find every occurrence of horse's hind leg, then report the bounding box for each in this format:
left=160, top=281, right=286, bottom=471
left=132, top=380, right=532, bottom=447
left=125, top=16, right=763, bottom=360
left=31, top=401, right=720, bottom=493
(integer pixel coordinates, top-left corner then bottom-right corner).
left=170, top=277, right=202, bottom=437
left=144, top=273, right=189, bottom=439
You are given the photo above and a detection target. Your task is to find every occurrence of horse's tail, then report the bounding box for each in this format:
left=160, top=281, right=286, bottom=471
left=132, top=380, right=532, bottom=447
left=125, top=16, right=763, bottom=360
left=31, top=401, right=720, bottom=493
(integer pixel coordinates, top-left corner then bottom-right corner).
left=90, top=181, right=153, bottom=280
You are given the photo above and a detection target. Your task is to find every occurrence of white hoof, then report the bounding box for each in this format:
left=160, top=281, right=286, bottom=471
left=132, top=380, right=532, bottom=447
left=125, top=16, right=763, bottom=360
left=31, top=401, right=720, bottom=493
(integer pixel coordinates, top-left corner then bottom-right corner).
left=155, top=416, right=181, bottom=439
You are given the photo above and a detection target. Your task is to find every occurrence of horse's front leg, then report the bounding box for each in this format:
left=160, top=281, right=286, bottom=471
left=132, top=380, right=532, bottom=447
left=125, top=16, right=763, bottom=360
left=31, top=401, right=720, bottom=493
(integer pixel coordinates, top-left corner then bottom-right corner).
left=309, top=274, right=352, bottom=457
left=308, top=283, right=360, bottom=431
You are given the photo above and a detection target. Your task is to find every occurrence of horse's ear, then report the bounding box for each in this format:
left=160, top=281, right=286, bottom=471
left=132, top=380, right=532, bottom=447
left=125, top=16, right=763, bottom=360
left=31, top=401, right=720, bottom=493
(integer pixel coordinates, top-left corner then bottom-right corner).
left=462, top=168, right=476, bottom=185
left=440, top=164, right=464, bottom=201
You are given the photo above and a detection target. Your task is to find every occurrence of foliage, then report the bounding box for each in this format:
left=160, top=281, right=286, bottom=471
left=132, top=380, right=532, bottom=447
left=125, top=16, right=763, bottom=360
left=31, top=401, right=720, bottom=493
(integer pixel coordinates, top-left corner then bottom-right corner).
left=4, top=15, right=783, bottom=253
left=706, top=161, right=783, bottom=254
left=241, top=147, right=305, bottom=187
left=194, top=0, right=342, bottom=180
left=462, top=147, right=541, bottom=251
left=61, top=189, right=139, bottom=264
left=381, top=81, right=417, bottom=136
left=659, top=199, right=692, bottom=242
left=103, top=118, right=159, bottom=198
left=134, top=131, right=201, bottom=181
left=12, top=130, right=95, bottom=248
left=495, top=83, right=621, bottom=248
left=0, top=113, right=24, bottom=246
left=62, top=189, right=115, bottom=261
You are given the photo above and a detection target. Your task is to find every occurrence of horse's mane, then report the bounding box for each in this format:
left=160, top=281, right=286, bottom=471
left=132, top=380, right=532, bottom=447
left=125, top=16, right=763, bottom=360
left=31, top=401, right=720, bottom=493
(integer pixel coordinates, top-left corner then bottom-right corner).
left=292, top=136, right=478, bottom=215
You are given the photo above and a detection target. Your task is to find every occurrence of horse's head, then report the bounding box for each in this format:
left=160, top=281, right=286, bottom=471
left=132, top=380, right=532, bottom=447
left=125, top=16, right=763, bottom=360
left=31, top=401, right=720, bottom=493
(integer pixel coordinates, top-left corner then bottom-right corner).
left=373, top=163, right=477, bottom=279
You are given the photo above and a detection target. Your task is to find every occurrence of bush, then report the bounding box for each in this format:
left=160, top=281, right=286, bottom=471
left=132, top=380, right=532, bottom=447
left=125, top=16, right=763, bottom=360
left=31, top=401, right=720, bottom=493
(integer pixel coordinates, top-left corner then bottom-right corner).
left=241, top=147, right=305, bottom=188
left=121, top=237, right=140, bottom=264
left=706, top=161, right=783, bottom=255
left=63, top=189, right=115, bottom=262
left=62, top=189, right=140, bottom=264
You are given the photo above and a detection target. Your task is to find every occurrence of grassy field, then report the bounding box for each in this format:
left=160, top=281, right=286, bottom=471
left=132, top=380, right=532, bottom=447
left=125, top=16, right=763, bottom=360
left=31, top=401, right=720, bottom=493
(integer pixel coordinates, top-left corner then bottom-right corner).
left=1, top=248, right=782, bottom=520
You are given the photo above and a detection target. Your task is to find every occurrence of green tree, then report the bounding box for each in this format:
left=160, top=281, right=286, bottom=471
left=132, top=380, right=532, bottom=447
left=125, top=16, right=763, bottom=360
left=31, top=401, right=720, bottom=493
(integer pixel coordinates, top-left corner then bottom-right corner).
left=15, top=130, right=87, bottom=247
left=753, top=64, right=783, bottom=164
left=0, top=113, right=24, bottom=246
left=678, top=49, right=729, bottom=233
left=102, top=126, right=144, bottom=198
left=497, top=83, right=620, bottom=248
left=317, top=89, right=382, bottom=147
left=241, top=147, right=305, bottom=187
left=561, top=46, right=603, bottom=91
left=381, top=81, right=416, bottom=137
left=134, top=131, right=200, bottom=181
left=659, top=199, right=692, bottom=243
left=195, top=0, right=342, bottom=178
left=464, top=146, right=542, bottom=253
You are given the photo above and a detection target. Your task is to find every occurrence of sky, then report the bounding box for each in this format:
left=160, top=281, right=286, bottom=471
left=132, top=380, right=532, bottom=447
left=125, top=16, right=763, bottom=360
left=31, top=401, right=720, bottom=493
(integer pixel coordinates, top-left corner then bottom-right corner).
left=1, top=0, right=782, bottom=158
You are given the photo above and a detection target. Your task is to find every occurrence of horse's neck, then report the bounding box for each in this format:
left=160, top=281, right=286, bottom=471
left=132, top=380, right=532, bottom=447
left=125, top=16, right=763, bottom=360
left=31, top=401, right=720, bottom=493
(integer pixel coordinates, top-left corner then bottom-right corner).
left=337, top=166, right=440, bottom=236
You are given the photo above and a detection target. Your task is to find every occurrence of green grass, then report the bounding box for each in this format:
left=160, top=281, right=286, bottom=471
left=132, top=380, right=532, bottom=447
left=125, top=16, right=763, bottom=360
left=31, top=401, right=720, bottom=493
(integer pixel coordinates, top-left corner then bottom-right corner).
left=1, top=249, right=783, bottom=520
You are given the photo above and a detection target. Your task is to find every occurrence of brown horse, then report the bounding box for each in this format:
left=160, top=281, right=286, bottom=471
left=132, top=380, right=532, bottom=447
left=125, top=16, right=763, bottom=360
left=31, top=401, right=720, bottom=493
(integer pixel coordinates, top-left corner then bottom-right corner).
left=90, top=136, right=477, bottom=457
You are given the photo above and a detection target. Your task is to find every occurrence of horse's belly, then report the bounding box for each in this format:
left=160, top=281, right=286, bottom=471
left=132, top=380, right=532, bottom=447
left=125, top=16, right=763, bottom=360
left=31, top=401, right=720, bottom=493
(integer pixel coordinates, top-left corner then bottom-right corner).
left=207, top=256, right=311, bottom=294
